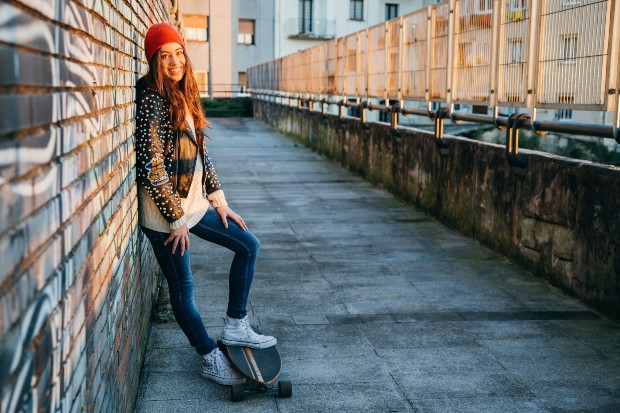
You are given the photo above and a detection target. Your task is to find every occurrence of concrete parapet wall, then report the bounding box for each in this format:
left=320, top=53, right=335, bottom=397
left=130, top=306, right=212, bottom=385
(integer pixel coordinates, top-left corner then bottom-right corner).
left=0, top=1, right=170, bottom=412
left=254, top=99, right=620, bottom=319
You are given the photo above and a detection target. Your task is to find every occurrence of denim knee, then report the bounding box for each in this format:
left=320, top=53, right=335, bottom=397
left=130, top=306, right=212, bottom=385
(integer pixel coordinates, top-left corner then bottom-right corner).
left=246, top=233, right=260, bottom=256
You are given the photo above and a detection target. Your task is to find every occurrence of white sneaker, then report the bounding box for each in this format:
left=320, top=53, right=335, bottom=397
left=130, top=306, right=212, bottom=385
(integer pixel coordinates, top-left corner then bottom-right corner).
left=221, top=316, right=278, bottom=349
left=200, top=348, right=245, bottom=385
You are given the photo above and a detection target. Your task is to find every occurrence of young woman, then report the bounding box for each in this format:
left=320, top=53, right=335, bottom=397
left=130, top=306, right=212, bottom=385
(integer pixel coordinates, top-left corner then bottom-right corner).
left=135, top=23, right=276, bottom=385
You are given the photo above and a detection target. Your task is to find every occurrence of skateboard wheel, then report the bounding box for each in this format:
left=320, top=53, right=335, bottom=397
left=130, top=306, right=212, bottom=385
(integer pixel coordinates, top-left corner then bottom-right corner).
left=231, top=384, right=245, bottom=402
left=278, top=380, right=292, bottom=398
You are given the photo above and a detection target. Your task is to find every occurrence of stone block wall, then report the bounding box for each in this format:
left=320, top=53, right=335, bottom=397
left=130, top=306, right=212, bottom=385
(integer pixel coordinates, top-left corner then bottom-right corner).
left=0, top=1, right=172, bottom=412
left=254, top=99, right=620, bottom=320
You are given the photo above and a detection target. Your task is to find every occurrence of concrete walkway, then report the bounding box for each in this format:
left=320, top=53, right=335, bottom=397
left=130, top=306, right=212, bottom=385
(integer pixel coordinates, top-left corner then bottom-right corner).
left=134, top=118, right=620, bottom=413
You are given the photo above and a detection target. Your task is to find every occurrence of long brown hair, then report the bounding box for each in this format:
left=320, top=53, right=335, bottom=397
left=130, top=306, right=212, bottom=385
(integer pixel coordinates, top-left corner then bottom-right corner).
left=145, top=49, right=209, bottom=133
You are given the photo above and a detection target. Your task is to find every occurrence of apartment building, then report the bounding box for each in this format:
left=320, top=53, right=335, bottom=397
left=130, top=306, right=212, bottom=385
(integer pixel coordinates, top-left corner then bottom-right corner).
left=275, top=0, right=431, bottom=57
left=179, top=0, right=275, bottom=97
left=178, top=0, right=427, bottom=96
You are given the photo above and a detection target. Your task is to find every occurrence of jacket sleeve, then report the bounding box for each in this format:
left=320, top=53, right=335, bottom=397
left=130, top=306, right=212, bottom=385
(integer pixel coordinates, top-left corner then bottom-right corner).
left=203, top=148, right=228, bottom=208
left=135, top=92, right=186, bottom=225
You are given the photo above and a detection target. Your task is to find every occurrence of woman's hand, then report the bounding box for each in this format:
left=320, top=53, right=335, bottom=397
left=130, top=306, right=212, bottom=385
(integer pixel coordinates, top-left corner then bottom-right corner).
left=164, top=223, right=190, bottom=255
left=216, top=205, right=248, bottom=231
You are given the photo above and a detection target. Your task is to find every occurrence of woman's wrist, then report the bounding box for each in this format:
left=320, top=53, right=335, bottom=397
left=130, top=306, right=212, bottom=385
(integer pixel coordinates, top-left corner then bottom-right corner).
left=169, top=215, right=188, bottom=230
left=207, top=189, right=228, bottom=208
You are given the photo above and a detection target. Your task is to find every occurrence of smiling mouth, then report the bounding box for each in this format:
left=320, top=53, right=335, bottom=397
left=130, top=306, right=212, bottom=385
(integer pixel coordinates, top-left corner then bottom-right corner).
left=169, top=67, right=183, bottom=75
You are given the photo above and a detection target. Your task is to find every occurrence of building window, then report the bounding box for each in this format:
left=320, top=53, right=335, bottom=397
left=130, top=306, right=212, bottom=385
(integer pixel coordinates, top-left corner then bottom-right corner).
left=562, top=34, right=577, bottom=63
left=556, top=94, right=573, bottom=120
left=478, top=0, right=492, bottom=12
left=505, top=94, right=521, bottom=103
left=504, top=106, right=518, bottom=115
left=238, top=19, right=255, bottom=45
left=184, top=15, right=208, bottom=41
left=506, top=0, right=526, bottom=21
left=555, top=108, right=573, bottom=120
left=299, top=0, right=313, bottom=34
left=350, top=0, right=364, bottom=21
left=195, top=70, right=208, bottom=94
left=508, top=39, right=524, bottom=64
left=238, top=72, right=247, bottom=90
left=379, top=100, right=390, bottom=123
left=347, top=98, right=360, bottom=117
left=385, top=4, right=399, bottom=20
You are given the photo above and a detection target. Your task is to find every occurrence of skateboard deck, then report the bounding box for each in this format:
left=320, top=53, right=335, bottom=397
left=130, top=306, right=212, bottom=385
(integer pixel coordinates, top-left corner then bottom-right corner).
left=224, top=343, right=282, bottom=385
left=218, top=325, right=292, bottom=401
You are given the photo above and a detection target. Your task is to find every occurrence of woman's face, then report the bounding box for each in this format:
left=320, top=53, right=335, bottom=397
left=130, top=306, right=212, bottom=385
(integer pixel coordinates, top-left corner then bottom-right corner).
left=159, top=42, right=186, bottom=83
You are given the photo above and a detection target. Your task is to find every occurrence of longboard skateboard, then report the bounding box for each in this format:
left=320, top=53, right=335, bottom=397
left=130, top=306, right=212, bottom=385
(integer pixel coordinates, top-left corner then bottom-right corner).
left=218, top=326, right=292, bottom=402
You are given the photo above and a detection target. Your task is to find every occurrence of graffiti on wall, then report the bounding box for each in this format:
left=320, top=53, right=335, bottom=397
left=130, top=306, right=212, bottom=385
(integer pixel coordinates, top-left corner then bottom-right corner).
left=0, top=283, right=63, bottom=413
left=0, top=0, right=164, bottom=412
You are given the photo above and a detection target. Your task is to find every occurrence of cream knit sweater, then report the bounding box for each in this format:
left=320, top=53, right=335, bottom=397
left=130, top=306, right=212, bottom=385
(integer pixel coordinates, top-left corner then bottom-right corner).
left=138, top=112, right=227, bottom=232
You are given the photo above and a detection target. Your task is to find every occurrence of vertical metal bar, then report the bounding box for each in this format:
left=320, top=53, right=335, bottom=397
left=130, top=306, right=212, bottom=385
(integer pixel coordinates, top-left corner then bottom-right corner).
left=336, top=40, right=340, bottom=99
left=606, top=0, right=620, bottom=112
left=426, top=6, right=431, bottom=103
left=356, top=31, right=361, bottom=100
left=447, top=0, right=456, bottom=104
left=611, top=0, right=620, bottom=138
left=342, top=36, right=347, bottom=102
left=527, top=0, right=541, bottom=116
left=384, top=20, right=389, bottom=102
left=490, top=0, right=501, bottom=107
left=366, top=27, right=370, bottom=101
left=398, top=15, right=404, bottom=102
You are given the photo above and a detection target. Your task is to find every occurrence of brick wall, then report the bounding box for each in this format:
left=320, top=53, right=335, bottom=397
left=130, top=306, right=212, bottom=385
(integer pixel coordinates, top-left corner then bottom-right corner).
left=0, top=1, right=175, bottom=412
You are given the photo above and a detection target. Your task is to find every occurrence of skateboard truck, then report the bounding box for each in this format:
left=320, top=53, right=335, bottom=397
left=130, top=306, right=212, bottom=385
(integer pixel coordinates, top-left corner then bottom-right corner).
left=229, top=379, right=292, bottom=402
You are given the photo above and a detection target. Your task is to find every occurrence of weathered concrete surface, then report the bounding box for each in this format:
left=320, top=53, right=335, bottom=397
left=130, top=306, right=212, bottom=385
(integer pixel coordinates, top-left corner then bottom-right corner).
left=254, top=100, right=620, bottom=320
left=134, top=118, right=620, bottom=412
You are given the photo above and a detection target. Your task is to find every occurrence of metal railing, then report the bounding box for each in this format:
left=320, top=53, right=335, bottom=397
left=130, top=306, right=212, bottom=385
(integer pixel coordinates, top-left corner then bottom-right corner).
left=199, top=83, right=250, bottom=98
left=248, top=0, right=620, bottom=165
left=287, top=18, right=336, bottom=39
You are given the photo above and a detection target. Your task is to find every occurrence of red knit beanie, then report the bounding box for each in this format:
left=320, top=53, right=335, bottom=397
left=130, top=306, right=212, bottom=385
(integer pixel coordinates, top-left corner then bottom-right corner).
left=144, top=23, right=185, bottom=63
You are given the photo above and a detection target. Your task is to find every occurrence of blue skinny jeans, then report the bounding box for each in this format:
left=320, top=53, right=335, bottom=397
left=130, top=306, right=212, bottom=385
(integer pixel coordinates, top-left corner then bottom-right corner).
left=141, top=207, right=260, bottom=355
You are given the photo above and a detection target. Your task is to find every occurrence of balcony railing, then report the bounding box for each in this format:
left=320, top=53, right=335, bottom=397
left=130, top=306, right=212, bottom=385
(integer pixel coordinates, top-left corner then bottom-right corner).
left=198, top=83, right=250, bottom=98
left=249, top=0, right=620, bottom=149
left=287, top=18, right=336, bottom=40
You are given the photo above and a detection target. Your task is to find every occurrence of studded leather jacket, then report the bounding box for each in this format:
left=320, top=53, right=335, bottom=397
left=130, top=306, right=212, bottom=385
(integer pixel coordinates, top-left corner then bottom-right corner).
left=135, top=77, right=224, bottom=225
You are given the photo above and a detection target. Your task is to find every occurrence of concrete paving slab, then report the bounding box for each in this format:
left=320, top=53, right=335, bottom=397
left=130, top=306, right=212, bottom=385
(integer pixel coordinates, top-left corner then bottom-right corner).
left=413, top=397, right=551, bottom=413
left=134, top=118, right=620, bottom=412
left=275, top=383, right=414, bottom=413
left=284, top=354, right=392, bottom=385
left=151, top=324, right=194, bottom=349
left=477, top=337, right=602, bottom=359
left=393, top=371, right=533, bottom=400
left=135, top=397, right=278, bottom=413
left=322, top=273, right=412, bottom=289
left=529, top=383, right=620, bottom=413
left=362, top=321, right=478, bottom=349
left=291, top=314, right=329, bottom=325
left=138, top=369, right=226, bottom=402
left=549, top=320, right=620, bottom=358
left=455, top=320, right=562, bottom=340
left=268, top=324, right=373, bottom=359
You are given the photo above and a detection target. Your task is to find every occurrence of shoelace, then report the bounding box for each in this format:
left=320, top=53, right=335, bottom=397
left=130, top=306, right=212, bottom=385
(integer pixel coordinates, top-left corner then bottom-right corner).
left=206, top=350, right=236, bottom=377
left=241, top=320, right=263, bottom=340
